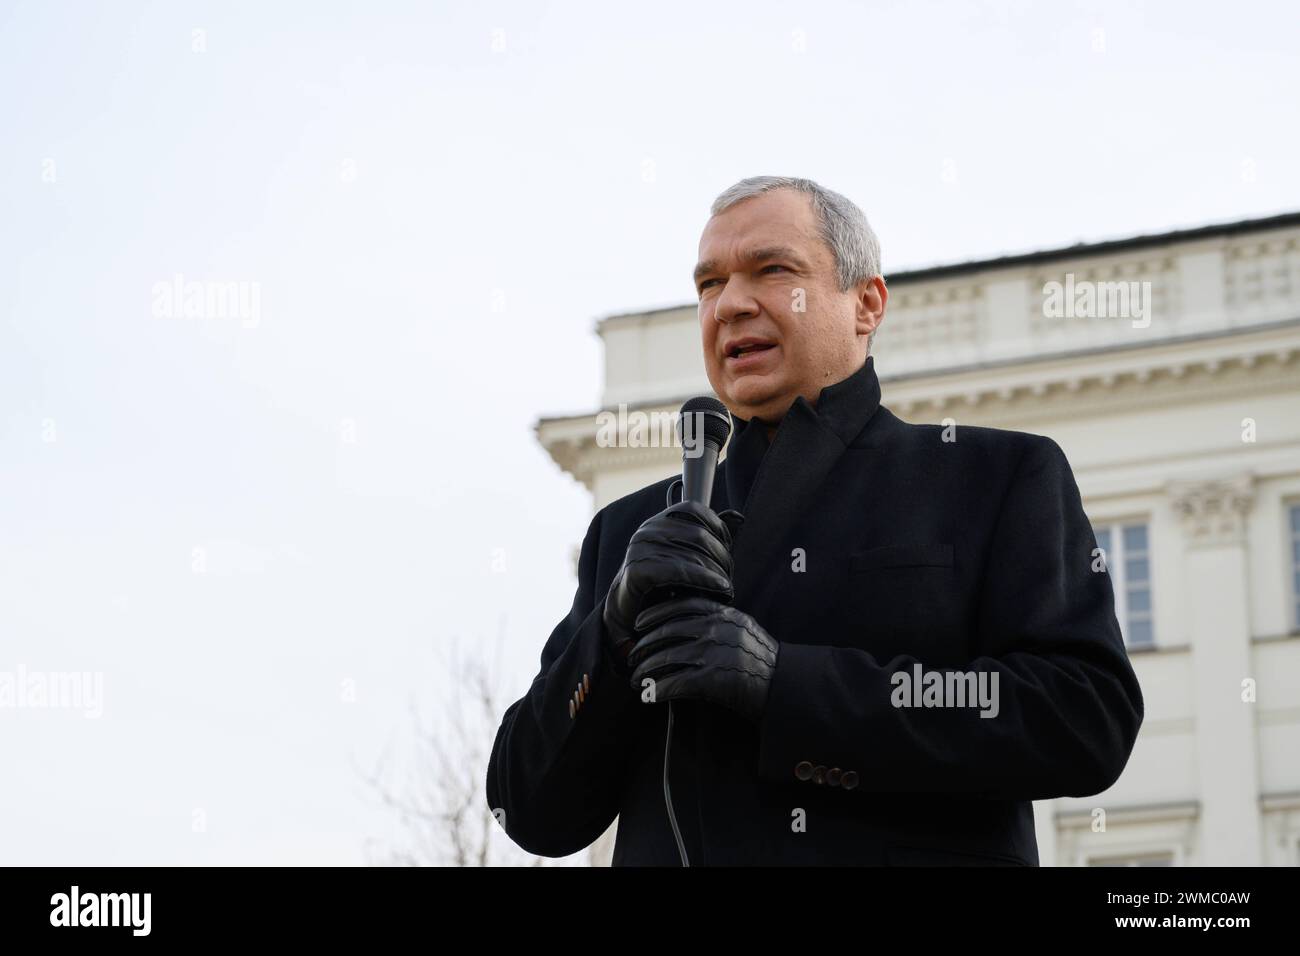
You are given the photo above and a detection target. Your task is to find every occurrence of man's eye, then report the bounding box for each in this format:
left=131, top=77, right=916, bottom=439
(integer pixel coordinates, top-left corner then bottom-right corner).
left=699, top=265, right=786, bottom=293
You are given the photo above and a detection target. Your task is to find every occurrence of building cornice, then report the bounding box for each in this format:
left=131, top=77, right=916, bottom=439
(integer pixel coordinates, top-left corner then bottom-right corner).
left=887, top=318, right=1300, bottom=424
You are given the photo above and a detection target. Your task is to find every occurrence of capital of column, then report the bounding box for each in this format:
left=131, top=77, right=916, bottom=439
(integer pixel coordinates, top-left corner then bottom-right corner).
left=1167, top=474, right=1256, bottom=548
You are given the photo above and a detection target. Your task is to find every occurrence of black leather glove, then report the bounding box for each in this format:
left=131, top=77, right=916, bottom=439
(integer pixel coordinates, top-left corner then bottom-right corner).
left=602, top=501, right=744, bottom=679
left=626, top=595, right=778, bottom=725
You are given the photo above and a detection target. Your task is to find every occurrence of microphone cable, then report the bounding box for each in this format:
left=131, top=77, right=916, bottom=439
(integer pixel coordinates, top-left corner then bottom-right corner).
left=661, top=477, right=690, bottom=867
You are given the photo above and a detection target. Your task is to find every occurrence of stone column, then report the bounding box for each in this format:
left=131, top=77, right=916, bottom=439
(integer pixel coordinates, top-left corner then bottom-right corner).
left=1167, top=474, right=1261, bottom=864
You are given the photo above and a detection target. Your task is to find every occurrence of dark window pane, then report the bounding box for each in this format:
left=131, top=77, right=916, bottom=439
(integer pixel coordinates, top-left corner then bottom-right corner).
left=1123, top=524, right=1148, bottom=552
left=1127, top=618, right=1153, bottom=646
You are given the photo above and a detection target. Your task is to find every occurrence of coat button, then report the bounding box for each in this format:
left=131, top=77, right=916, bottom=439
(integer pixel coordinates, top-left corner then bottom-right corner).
left=841, top=770, right=860, bottom=790
left=569, top=698, right=576, bottom=719
left=827, top=768, right=843, bottom=787
left=794, top=761, right=814, bottom=781
left=583, top=673, right=590, bottom=694
left=812, top=765, right=827, bottom=785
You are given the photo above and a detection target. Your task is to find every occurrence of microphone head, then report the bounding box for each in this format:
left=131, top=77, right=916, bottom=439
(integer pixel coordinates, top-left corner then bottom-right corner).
left=677, top=396, right=732, bottom=458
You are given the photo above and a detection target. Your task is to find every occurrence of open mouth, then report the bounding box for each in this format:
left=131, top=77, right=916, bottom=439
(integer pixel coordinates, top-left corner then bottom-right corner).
left=727, top=343, right=776, bottom=359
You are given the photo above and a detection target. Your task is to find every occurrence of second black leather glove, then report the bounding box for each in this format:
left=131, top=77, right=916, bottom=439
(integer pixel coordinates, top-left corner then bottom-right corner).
left=625, top=595, right=778, bottom=725
left=601, top=500, right=744, bottom=679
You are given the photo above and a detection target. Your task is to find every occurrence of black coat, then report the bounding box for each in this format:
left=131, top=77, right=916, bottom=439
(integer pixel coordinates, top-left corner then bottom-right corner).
left=486, top=355, right=1144, bottom=865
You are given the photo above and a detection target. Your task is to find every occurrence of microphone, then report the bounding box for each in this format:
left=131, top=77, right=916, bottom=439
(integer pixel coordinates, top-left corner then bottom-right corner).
left=676, top=396, right=732, bottom=508
left=660, top=396, right=732, bottom=869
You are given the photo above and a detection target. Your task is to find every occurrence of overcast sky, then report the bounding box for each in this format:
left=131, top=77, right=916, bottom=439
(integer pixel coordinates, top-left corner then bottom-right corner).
left=2, top=0, right=1297, bottom=865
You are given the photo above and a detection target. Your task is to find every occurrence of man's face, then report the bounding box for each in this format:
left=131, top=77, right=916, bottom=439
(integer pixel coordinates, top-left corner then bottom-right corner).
left=694, top=188, right=886, bottom=425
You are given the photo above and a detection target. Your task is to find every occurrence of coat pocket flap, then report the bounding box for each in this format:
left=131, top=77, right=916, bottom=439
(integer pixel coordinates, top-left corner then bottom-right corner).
left=850, top=543, right=954, bottom=572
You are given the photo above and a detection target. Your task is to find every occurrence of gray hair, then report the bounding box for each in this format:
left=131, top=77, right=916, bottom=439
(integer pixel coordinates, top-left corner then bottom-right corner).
left=709, top=175, right=883, bottom=347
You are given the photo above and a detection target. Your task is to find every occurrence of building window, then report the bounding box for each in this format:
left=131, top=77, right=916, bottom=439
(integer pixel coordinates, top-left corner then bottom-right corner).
left=1094, top=522, right=1154, bottom=649
left=1291, top=504, right=1300, bottom=631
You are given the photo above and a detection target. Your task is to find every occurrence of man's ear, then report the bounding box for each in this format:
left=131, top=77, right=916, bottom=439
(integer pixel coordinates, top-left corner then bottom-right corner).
left=855, top=275, right=887, bottom=338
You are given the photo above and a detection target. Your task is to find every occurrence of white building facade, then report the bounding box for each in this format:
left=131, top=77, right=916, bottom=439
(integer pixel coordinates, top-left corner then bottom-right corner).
left=538, top=212, right=1300, bottom=866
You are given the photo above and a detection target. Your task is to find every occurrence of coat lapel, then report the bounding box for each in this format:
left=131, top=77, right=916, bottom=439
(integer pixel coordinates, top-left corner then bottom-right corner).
left=722, top=356, right=884, bottom=609
left=729, top=399, right=845, bottom=607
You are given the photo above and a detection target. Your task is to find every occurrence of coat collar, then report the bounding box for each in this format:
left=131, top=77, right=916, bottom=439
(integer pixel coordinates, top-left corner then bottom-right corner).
left=719, top=354, right=883, bottom=604
left=782, top=351, right=883, bottom=448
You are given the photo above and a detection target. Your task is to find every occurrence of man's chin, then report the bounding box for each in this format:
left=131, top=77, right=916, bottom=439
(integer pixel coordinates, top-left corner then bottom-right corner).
left=724, top=380, right=790, bottom=423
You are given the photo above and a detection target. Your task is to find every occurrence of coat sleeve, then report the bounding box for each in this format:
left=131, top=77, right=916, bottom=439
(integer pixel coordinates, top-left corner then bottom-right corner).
left=754, top=435, right=1145, bottom=801
left=485, top=508, right=645, bottom=857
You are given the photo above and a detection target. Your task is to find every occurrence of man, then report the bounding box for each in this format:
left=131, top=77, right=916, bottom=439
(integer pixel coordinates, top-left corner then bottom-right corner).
left=486, top=176, right=1144, bottom=866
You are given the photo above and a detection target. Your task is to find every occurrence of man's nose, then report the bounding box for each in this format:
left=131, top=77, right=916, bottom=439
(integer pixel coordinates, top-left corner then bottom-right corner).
left=711, top=279, right=759, bottom=324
